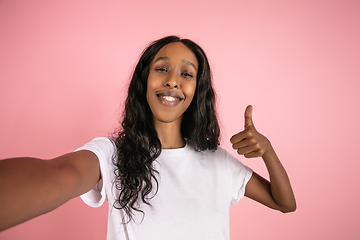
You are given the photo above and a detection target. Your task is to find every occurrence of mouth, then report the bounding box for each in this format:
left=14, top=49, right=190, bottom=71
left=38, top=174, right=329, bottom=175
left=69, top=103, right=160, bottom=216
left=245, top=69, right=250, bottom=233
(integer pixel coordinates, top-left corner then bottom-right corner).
left=156, top=91, right=184, bottom=107
left=156, top=91, right=184, bottom=101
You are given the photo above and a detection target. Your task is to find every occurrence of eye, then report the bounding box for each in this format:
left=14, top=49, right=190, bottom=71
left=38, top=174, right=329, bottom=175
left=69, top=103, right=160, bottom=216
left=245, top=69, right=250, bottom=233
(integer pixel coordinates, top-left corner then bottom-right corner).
left=181, top=72, right=193, bottom=78
left=155, top=67, right=167, bottom=72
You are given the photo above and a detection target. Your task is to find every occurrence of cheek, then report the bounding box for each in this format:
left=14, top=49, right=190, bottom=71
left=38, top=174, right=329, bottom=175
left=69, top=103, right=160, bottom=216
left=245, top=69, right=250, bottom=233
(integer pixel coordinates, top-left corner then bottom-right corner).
left=184, top=81, right=197, bottom=100
left=146, top=76, right=156, bottom=97
left=146, top=81, right=154, bottom=105
left=147, top=72, right=163, bottom=90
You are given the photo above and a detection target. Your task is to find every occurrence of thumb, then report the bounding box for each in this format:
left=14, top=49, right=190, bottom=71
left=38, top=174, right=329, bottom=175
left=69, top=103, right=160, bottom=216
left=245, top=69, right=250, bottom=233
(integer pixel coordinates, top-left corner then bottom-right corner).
left=244, top=105, right=254, bottom=129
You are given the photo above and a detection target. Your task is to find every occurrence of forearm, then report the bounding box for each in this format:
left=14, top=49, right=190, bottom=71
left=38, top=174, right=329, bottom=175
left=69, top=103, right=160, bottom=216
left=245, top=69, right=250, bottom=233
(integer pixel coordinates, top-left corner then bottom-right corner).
left=262, top=149, right=296, bottom=212
left=0, top=157, right=77, bottom=231
left=232, top=105, right=296, bottom=212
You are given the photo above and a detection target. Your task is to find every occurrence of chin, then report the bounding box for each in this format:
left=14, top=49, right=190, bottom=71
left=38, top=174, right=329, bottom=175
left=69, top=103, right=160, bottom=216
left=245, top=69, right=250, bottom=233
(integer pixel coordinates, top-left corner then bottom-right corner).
left=152, top=112, right=183, bottom=124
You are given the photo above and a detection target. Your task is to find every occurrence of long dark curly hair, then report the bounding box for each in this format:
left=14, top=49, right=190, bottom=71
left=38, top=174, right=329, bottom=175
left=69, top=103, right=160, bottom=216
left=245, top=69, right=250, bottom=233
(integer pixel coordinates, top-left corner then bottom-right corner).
left=113, top=36, right=220, bottom=220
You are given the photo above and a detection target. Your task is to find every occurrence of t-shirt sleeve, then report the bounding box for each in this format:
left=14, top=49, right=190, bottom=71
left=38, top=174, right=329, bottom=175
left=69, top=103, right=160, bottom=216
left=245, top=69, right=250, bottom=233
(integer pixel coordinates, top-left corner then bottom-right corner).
left=75, top=137, right=115, bottom=208
left=226, top=151, right=253, bottom=205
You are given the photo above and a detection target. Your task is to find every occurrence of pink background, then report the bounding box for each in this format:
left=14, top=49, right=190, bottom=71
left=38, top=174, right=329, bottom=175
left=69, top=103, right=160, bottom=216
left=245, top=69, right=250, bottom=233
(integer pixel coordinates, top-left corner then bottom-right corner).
left=1, top=0, right=359, bottom=239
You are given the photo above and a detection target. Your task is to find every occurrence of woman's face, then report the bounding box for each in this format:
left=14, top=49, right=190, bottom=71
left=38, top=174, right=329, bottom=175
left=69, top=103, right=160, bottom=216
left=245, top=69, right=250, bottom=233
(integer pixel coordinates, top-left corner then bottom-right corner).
left=146, top=42, right=198, bottom=126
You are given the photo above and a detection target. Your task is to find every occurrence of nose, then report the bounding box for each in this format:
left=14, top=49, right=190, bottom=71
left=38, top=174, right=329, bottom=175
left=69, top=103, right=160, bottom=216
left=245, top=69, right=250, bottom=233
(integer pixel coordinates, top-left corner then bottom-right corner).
left=165, top=73, right=179, bottom=88
left=165, top=82, right=178, bottom=88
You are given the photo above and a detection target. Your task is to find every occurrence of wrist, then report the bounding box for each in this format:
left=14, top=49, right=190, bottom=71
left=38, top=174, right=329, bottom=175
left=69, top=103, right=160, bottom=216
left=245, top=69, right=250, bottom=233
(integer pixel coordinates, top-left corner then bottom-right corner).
left=262, top=147, right=277, bottom=162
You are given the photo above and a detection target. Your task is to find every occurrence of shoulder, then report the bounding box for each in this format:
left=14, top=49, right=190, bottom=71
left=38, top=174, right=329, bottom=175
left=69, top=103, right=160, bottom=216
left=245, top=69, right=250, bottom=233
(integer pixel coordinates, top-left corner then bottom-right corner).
left=76, top=137, right=115, bottom=151
left=187, top=143, right=232, bottom=163
left=201, top=146, right=231, bottom=159
left=197, top=146, right=250, bottom=171
left=75, top=137, right=116, bottom=162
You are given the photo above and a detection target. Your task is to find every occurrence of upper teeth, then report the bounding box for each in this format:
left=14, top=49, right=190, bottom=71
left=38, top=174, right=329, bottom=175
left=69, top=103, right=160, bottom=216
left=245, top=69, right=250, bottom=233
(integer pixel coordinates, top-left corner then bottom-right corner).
left=163, top=96, right=177, bottom=101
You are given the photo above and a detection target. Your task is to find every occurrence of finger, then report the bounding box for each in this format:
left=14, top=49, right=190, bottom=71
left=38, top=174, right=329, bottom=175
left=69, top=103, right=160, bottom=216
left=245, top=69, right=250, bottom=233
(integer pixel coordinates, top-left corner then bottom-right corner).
left=230, top=129, right=253, bottom=144
left=236, top=144, right=261, bottom=156
left=244, top=105, right=254, bottom=129
left=232, top=138, right=256, bottom=150
left=244, top=149, right=265, bottom=158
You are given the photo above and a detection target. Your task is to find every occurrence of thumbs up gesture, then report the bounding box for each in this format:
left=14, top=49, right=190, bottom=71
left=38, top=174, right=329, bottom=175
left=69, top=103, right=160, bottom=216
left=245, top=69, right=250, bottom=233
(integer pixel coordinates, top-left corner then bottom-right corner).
left=230, top=105, right=273, bottom=158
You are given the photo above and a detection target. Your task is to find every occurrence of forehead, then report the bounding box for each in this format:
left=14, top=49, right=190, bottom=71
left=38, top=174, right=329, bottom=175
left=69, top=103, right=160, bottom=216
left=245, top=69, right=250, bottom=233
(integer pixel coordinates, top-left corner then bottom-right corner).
left=153, top=42, right=198, bottom=69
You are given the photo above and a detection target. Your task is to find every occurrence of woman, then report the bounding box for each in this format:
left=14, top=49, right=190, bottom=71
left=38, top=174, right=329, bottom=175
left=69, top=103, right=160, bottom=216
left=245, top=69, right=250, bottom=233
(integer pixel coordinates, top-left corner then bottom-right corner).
left=0, top=36, right=296, bottom=239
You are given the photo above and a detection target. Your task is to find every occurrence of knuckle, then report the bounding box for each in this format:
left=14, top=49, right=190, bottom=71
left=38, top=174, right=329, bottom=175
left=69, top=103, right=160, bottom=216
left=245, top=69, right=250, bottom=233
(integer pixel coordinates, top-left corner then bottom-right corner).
left=258, top=149, right=265, bottom=156
left=250, top=138, right=257, bottom=145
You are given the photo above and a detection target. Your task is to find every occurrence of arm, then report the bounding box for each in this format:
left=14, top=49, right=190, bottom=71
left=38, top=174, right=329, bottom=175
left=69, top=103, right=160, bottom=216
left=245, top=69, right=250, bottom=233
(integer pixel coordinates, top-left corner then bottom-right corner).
left=0, top=150, right=100, bottom=231
left=230, top=105, right=296, bottom=213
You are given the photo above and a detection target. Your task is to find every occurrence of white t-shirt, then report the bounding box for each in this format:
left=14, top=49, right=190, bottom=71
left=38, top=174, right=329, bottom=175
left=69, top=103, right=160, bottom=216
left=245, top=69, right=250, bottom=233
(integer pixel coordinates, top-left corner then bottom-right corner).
left=77, top=137, right=253, bottom=240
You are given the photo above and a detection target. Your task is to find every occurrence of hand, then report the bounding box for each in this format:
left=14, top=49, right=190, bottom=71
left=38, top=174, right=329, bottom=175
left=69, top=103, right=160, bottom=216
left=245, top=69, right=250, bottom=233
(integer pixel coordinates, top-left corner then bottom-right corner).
left=230, top=105, right=273, bottom=158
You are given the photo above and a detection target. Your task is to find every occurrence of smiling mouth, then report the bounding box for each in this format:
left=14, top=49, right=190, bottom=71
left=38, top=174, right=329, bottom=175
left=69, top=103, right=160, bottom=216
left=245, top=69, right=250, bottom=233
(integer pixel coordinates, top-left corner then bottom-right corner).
left=156, top=91, right=184, bottom=107
left=156, top=92, right=184, bottom=101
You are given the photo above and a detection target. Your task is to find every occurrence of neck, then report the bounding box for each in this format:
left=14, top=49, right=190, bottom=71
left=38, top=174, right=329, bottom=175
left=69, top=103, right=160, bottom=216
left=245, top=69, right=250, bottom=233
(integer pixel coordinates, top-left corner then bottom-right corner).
left=153, top=119, right=185, bottom=149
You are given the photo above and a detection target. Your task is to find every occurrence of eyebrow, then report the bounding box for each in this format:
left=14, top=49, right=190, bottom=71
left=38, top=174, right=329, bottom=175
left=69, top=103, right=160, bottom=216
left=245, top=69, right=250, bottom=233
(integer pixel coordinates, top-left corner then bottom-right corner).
left=153, top=57, right=197, bottom=70
left=183, top=60, right=197, bottom=70
left=153, top=56, right=169, bottom=63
